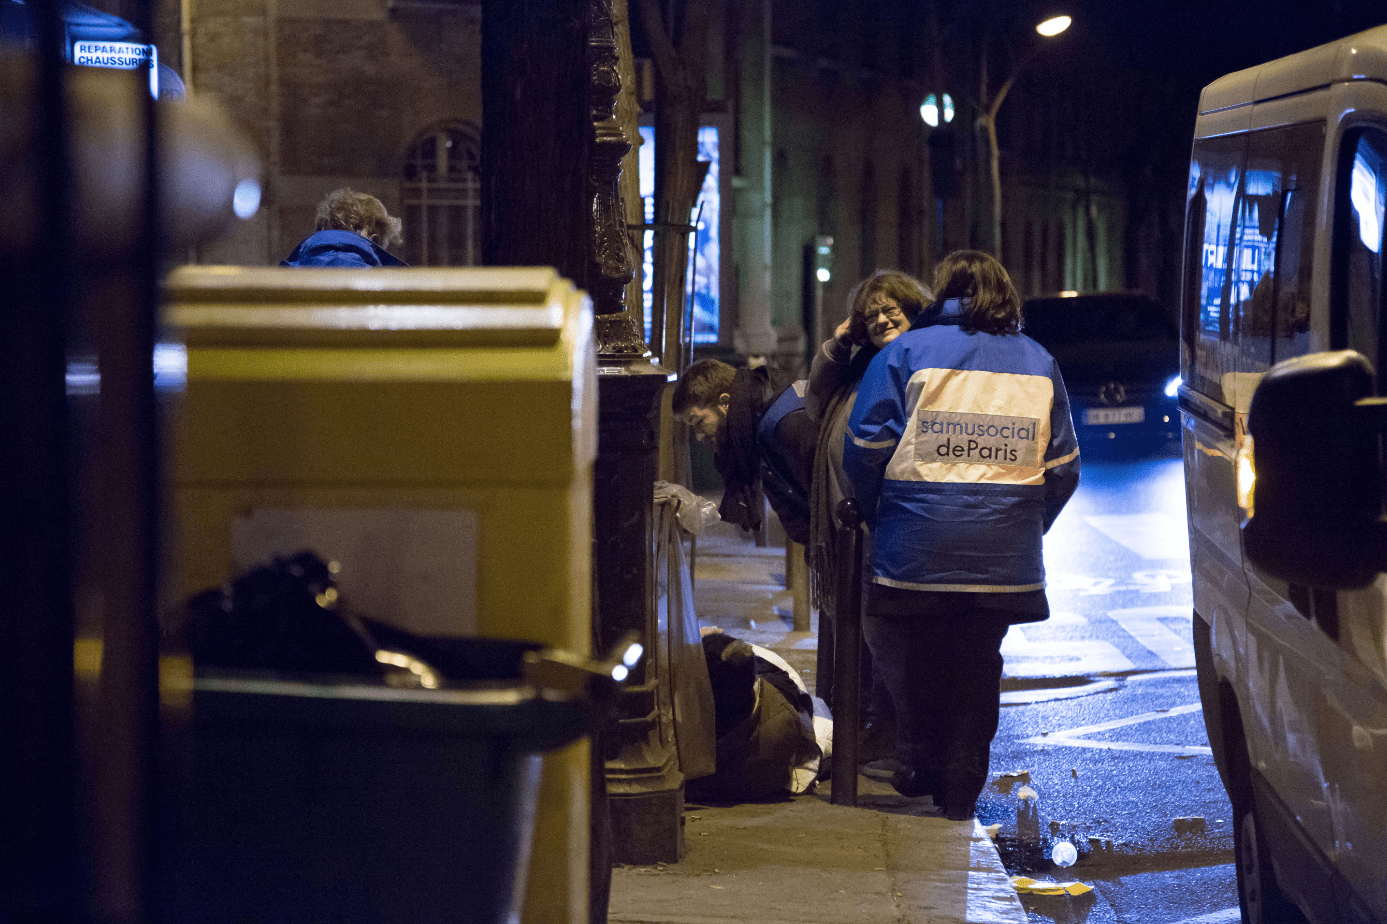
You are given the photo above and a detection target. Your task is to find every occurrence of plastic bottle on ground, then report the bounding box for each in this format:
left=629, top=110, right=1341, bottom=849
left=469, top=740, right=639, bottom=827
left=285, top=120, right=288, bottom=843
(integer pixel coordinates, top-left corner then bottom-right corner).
left=1016, top=784, right=1040, bottom=845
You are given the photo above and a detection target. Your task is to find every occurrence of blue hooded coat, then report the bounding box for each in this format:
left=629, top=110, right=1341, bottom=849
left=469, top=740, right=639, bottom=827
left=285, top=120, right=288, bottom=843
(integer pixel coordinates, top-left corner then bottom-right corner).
left=843, top=297, right=1080, bottom=594
left=280, top=230, right=407, bottom=267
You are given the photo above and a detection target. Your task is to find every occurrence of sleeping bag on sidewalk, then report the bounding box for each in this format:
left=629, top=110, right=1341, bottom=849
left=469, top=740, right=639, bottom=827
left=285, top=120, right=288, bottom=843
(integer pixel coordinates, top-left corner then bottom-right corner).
left=686, top=631, right=822, bottom=802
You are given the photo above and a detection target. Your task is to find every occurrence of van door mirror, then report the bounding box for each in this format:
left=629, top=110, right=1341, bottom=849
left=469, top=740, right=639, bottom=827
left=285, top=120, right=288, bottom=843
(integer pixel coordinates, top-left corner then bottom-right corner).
left=1243, top=350, right=1387, bottom=589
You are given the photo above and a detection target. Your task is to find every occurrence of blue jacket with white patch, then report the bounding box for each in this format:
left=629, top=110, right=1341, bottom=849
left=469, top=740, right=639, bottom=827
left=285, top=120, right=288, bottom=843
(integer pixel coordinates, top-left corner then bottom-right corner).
left=843, top=298, right=1080, bottom=594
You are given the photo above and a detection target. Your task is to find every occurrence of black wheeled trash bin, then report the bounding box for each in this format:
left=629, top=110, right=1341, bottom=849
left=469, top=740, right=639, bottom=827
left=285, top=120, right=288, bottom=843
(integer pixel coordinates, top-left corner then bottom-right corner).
left=154, top=638, right=609, bottom=924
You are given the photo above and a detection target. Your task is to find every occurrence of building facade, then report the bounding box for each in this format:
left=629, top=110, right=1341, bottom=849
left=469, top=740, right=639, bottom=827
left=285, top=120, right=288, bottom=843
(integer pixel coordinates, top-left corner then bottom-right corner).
left=160, top=0, right=483, bottom=268
left=147, top=0, right=1171, bottom=366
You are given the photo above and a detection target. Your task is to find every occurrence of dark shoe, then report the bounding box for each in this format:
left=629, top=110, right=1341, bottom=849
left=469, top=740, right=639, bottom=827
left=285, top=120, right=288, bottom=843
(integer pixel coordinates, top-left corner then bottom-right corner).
left=861, top=758, right=904, bottom=781
left=941, top=801, right=976, bottom=821
left=890, top=766, right=938, bottom=799
left=857, top=721, right=897, bottom=764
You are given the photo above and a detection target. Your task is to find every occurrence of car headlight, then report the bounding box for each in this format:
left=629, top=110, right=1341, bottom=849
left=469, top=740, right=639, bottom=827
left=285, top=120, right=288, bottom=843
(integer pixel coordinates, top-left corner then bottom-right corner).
left=1164, top=375, right=1182, bottom=398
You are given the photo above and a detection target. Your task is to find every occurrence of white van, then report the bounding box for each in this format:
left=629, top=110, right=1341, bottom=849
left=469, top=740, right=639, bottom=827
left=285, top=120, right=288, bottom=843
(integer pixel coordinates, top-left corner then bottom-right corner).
left=1182, top=23, right=1387, bottom=924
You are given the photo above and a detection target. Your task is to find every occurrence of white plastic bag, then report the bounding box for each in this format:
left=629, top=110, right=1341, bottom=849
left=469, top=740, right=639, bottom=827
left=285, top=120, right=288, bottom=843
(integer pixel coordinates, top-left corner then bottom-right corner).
left=653, top=481, right=720, bottom=536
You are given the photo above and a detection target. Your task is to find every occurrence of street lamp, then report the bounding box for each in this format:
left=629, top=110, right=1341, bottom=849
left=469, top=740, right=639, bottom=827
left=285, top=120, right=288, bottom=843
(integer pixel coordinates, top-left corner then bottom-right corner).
left=920, top=92, right=955, bottom=128
left=978, top=12, right=1071, bottom=257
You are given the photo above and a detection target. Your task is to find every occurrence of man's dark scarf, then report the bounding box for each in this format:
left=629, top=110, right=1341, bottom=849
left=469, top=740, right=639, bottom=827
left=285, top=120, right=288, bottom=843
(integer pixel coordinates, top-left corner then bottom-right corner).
left=715, top=366, right=775, bottom=532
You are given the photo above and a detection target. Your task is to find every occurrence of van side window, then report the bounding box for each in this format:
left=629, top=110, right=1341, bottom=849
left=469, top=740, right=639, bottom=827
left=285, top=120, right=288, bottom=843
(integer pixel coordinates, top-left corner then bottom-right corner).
left=1183, top=124, right=1324, bottom=402
left=1332, top=128, right=1387, bottom=376
left=1183, top=133, right=1246, bottom=401
left=1329, top=129, right=1386, bottom=653
left=1247, top=122, right=1323, bottom=366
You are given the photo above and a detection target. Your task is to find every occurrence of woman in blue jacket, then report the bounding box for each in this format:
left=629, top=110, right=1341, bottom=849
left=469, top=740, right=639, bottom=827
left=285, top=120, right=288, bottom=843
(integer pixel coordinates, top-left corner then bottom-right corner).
left=842, top=250, right=1080, bottom=819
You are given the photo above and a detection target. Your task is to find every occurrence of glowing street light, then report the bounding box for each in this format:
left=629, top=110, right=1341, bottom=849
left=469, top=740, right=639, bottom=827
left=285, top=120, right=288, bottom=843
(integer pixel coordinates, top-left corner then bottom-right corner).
left=920, top=92, right=955, bottom=128
left=978, top=13, right=1073, bottom=256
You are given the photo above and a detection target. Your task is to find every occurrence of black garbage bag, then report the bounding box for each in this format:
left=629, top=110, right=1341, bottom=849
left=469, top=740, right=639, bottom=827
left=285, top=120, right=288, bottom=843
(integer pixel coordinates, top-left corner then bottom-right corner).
left=185, top=550, right=547, bottom=685
left=186, top=550, right=382, bottom=678
left=166, top=551, right=590, bottom=924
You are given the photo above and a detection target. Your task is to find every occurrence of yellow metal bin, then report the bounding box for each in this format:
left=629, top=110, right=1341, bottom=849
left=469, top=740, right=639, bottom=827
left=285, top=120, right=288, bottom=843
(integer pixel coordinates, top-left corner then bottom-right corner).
left=161, top=265, right=596, bottom=924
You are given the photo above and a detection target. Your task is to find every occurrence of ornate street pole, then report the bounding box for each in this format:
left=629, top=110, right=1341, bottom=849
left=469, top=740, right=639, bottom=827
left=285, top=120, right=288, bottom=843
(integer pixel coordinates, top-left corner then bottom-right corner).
left=589, top=0, right=647, bottom=355
left=481, top=0, right=685, bottom=881
left=588, top=0, right=686, bottom=867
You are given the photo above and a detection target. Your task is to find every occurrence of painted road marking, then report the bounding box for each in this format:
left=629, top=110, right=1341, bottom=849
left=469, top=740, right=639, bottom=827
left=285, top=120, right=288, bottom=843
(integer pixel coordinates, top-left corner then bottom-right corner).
left=1023, top=703, right=1211, bottom=756
left=1171, top=907, right=1240, bottom=924
left=1109, top=605, right=1195, bottom=668
left=1084, top=513, right=1189, bottom=560
left=1047, top=569, right=1191, bottom=595
left=1001, top=678, right=1123, bottom=706
left=1002, top=627, right=1135, bottom=678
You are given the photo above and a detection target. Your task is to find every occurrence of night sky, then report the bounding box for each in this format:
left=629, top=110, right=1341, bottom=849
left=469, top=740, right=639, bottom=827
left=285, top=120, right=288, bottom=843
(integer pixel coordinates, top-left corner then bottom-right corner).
left=995, top=0, right=1387, bottom=187
left=943, top=0, right=1387, bottom=158
left=1074, top=0, right=1387, bottom=87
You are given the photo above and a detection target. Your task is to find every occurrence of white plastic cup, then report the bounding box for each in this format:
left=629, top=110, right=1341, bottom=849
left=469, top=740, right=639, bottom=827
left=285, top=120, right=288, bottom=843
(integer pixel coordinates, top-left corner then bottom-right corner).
left=1051, top=840, right=1078, bottom=867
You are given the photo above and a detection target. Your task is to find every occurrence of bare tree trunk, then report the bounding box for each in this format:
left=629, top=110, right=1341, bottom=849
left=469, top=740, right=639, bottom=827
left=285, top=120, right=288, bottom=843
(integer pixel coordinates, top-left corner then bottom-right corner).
left=984, top=111, right=1002, bottom=258
left=636, top=0, right=709, bottom=372
left=980, top=45, right=1020, bottom=260
left=979, top=33, right=1032, bottom=261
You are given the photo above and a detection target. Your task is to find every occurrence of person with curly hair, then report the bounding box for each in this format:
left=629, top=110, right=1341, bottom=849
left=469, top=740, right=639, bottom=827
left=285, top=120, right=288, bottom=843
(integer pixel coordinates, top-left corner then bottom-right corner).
left=281, top=188, right=407, bottom=267
left=805, top=270, right=932, bottom=766
left=843, top=250, right=1080, bottom=820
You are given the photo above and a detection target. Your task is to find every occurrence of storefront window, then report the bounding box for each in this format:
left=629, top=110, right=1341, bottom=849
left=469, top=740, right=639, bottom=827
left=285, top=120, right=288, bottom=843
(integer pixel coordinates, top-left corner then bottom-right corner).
left=638, top=125, right=721, bottom=344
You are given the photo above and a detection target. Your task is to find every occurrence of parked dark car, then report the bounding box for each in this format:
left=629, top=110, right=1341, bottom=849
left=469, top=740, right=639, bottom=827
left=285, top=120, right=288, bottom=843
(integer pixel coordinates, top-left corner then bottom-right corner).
left=1021, top=292, right=1181, bottom=451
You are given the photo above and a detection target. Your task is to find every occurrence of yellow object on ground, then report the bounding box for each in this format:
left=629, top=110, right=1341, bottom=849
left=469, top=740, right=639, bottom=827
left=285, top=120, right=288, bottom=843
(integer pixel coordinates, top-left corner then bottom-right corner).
left=1010, top=877, right=1094, bottom=896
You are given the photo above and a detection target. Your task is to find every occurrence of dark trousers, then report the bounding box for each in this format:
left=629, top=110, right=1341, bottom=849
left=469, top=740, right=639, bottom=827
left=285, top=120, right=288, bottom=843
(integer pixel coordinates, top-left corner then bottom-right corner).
left=815, top=621, right=895, bottom=725
left=816, top=527, right=895, bottom=728
left=863, top=598, right=1011, bottom=811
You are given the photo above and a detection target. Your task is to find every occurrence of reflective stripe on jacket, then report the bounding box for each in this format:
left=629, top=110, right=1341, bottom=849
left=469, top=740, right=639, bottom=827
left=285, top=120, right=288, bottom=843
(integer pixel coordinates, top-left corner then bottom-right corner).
left=843, top=298, right=1080, bottom=593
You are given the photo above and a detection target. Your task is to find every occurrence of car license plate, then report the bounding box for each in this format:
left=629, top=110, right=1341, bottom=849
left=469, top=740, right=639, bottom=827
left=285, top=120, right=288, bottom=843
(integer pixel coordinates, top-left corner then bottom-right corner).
left=1086, top=406, right=1144, bottom=425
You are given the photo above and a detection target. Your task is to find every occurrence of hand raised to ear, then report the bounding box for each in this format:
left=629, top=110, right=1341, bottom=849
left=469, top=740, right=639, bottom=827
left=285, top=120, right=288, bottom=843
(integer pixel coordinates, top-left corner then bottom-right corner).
left=834, top=317, right=853, bottom=347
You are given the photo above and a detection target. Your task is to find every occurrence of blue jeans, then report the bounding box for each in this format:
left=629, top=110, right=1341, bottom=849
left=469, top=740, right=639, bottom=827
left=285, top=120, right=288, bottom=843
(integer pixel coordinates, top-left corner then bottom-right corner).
left=862, top=599, right=1010, bottom=811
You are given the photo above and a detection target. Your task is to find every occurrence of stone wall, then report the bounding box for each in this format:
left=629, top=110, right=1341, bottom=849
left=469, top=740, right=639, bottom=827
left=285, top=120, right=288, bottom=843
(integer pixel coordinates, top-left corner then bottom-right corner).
left=158, top=0, right=481, bottom=265
left=770, top=49, right=927, bottom=360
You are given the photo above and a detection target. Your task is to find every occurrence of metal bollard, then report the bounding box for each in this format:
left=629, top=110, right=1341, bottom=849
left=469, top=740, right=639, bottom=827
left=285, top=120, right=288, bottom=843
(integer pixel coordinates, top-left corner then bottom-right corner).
left=830, top=498, right=864, bottom=806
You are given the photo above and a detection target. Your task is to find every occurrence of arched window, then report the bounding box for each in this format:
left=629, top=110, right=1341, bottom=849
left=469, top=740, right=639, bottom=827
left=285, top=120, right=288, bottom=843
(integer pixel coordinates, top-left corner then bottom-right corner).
left=401, top=121, right=480, bottom=266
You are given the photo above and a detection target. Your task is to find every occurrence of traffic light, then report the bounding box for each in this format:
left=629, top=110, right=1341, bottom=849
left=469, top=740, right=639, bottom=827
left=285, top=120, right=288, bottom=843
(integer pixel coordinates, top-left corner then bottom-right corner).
left=811, top=235, right=834, bottom=284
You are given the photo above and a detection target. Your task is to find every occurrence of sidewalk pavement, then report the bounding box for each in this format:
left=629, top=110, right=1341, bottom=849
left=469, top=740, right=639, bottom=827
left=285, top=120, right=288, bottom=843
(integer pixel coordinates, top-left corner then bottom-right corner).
left=608, top=527, right=1027, bottom=924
